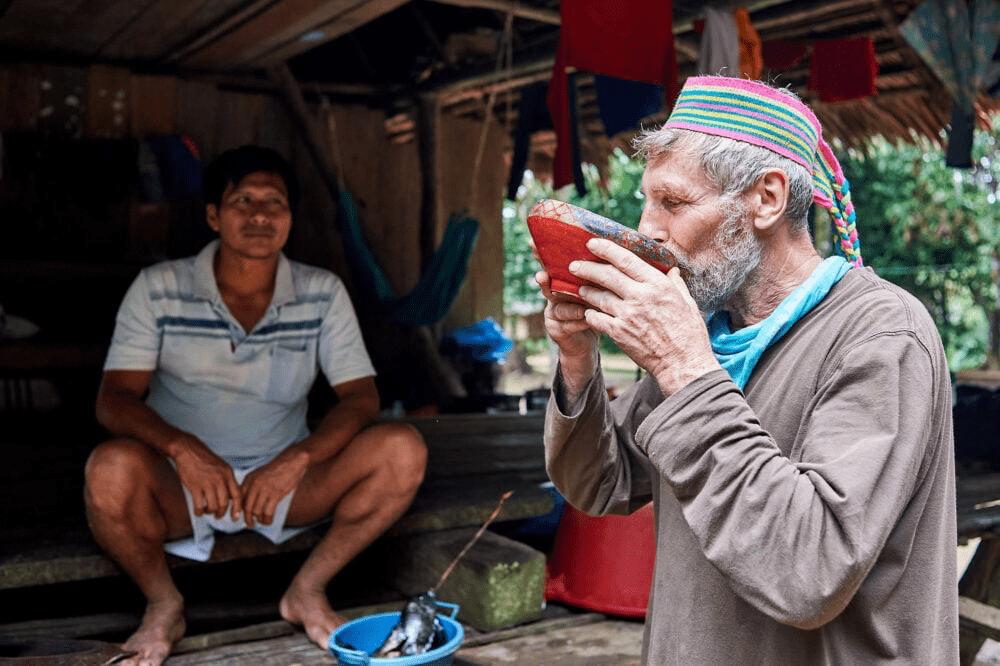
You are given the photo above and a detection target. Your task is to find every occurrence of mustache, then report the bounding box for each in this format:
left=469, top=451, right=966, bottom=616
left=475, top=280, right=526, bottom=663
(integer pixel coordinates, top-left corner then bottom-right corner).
left=239, top=225, right=276, bottom=236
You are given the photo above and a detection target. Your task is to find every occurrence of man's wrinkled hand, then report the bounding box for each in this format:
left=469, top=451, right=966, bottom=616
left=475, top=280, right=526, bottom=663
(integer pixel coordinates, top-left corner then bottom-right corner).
left=240, top=450, right=309, bottom=528
left=170, top=435, right=243, bottom=520
left=570, top=238, right=720, bottom=396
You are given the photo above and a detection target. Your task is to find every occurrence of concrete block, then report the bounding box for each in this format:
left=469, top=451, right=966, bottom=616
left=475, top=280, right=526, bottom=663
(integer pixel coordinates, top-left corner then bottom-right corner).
left=391, top=528, right=545, bottom=632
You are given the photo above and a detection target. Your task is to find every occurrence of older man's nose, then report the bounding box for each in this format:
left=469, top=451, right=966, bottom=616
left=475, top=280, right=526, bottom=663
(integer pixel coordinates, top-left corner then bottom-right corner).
left=638, top=212, right=664, bottom=243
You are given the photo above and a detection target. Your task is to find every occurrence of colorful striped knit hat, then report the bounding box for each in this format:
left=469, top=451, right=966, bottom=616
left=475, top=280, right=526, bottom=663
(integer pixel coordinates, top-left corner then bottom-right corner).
left=665, top=76, right=862, bottom=267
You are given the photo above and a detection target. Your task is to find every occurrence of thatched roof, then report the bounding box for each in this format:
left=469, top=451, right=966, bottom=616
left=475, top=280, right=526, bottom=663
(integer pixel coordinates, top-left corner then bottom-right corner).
left=0, top=0, right=989, bottom=170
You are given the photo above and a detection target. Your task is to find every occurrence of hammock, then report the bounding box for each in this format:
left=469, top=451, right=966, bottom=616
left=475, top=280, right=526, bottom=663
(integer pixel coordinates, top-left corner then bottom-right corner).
left=338, top=189, right=479, bottom=326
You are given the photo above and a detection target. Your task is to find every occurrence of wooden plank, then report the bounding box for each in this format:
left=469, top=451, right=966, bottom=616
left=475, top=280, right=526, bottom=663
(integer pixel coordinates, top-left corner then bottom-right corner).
left=256, top=0, right=410, bottom=67
left=164, top=0, right=280, bottom=63
left=430, top=0, right=560, bottom=24
left=0, top=475, right=553, bottom=590
left=164, top=612, right=636, bottom=665
left=98, top=0, right=239, bottom=61
left=183, top=0, right=407, bottom=69
left=0, top=64, right=41, bottom=131
left=86, top=64, right=131, bottom=138
left=960, top=596, right=1000, bottom=641
left=37, top=64, right=87, bottom=138
left=175, top=78, right=220, bottom=160
left=266, top=64, right=342, bottom=199
left=436, top=112, right=507, bottom=331
left=212, top=89, right=265, bottom=156
left=166, top=633, right=336, bottom=665
left=131, top=74, right=178, bottom=136
left=957, top=473, right=1000, bottom=538
left=959, top=537, right=1000, bottom=664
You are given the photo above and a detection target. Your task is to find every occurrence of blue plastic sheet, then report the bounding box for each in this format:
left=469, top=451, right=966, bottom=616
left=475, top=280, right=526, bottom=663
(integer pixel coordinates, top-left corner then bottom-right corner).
left=443, top=318, right=513, bottom=364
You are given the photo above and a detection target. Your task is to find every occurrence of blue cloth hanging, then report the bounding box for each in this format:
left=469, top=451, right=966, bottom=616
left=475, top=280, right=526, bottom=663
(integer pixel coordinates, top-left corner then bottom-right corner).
left=338, top=189, right=479, bottom=326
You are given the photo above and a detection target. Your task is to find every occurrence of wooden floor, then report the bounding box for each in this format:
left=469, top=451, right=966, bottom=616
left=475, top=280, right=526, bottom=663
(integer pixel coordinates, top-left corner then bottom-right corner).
left=160, top=606, right=644, bottom=666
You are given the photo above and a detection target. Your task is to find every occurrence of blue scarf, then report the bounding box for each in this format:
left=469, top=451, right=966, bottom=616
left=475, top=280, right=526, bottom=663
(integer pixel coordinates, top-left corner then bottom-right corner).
left=707, top=257, right=851, bottom=389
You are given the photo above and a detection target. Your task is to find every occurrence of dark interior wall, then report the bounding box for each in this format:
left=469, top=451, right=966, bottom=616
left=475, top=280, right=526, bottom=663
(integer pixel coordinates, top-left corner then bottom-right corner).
left=0, top=64, right=348, bottom=344
left=0, top=61, right=507, bottom=415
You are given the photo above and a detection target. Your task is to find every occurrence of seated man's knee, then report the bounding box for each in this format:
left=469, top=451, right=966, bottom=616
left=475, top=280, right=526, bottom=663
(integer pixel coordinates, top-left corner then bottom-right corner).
left=379, top=422, right=427, bottom=486
left=84, top=438, right=153, bottom=506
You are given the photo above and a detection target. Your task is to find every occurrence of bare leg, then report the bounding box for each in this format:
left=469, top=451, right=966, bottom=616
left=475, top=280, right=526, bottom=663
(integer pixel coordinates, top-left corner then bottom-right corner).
left=84, top=438, right=193, bottom=666
left=279, top=422, right=427, bottom=648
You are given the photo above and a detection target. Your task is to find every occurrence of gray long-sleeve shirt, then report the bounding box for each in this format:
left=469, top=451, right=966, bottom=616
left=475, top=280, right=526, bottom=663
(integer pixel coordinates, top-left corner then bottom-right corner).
left=545, top=267, right=958, bottom=664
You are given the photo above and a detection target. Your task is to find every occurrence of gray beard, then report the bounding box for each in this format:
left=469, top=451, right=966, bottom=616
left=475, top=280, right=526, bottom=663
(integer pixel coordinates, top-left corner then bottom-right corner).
left=677, top=197, right=762, bottom=315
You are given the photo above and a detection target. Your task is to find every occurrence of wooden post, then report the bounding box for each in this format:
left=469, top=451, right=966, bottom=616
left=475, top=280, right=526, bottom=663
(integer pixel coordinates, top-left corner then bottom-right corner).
left=416, top=92, right=439, bottom=271
left=959, top=537, right=1000, bottom=665
left=267, top=63, right=342, bottom=202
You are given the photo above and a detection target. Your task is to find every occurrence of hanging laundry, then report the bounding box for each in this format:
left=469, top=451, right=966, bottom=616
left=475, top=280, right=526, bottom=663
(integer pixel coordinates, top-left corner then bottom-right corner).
left=139, top=134, right=202, bottom=201
left=762, top=40, right=809, bottom=69
left=593, top=75, right=664, bottom=137
left=547, top=0, right=678, bottom=192
left=808, top=38, right=878, bottom=103
left=507, top=82, right=553, bottom=200
left=734, top=8, right=763, bottom=80
left=900, top=0, right=1000, bottom=167
left=697, top=6, right=741, bottom=76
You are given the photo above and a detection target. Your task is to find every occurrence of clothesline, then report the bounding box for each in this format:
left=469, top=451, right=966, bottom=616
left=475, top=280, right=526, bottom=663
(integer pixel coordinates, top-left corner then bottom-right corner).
left=874, top=264, right=991, bottom=275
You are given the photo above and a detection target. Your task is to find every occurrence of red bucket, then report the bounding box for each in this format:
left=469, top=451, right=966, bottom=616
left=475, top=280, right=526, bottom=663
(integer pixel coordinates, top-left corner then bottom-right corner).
left=544, top=502, right=655, bottom=618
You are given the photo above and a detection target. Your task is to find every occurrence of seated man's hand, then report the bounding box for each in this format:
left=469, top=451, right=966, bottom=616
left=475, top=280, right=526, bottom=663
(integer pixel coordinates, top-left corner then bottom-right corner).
left=240, top=449, right=310, bottom=528
left=170, top=435, right=243, bottom=520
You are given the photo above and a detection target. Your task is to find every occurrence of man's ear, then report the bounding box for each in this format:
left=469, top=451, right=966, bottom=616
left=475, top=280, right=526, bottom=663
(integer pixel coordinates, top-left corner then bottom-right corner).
left=205, top=204, right=220, bottom=232
left=748, top=170, right=789, bottom=232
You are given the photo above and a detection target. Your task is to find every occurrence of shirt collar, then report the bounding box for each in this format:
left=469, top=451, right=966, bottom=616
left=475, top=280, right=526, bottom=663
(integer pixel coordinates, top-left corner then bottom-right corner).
left=192, top=238, right=297, bottom=306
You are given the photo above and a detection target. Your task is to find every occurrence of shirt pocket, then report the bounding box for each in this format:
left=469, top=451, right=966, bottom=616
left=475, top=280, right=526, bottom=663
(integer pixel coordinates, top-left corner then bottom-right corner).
left=266, top=342, right=316, bottom=404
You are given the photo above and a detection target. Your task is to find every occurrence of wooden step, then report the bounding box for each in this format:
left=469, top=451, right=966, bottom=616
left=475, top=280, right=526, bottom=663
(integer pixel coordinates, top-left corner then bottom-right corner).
left=0, top=475, right=554, bottom=590
left=0, top=412, right=554, bottom=590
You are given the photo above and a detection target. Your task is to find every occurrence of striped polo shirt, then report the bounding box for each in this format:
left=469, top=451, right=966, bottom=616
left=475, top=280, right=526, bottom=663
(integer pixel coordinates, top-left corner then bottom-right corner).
left=104, top=240, right=376, bottom=469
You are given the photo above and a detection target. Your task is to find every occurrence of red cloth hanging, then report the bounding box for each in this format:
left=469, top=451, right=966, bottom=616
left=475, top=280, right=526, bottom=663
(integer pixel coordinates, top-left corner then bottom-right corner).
left=808, top=37, right=879, bottom=102
left=761, top=40, right=809, bottom=69
left=547, top=0, right=678, bottom=190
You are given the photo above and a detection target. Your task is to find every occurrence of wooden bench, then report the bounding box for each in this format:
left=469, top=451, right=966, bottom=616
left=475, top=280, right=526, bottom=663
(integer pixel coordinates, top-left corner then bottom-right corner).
left=956, top=471, right=1000, bottom=664
left=0, top=412, right=554, bottom=591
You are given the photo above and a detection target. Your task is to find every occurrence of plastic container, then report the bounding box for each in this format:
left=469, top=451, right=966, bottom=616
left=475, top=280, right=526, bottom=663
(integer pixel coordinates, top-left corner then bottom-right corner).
left=544, top=502, right=655, bottom=618
left=328, top=601, right=464, bottom=666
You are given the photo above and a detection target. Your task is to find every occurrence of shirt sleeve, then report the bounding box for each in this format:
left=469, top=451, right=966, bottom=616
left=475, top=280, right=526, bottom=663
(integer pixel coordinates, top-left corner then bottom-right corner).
left=544, top=365, right=655, bottom=516
left=103, top=269, right=161, bottom=371
left=317, top=275, right=376, bottom=387
left=636, top=332, right=938, bottom=629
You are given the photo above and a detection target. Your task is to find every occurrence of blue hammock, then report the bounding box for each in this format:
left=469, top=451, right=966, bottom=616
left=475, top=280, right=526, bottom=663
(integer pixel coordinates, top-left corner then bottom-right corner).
left=338, top=189, right=479, bottom=326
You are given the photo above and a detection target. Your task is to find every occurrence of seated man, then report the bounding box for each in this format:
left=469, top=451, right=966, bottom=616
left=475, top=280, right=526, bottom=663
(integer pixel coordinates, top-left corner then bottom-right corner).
left=85, top=145, right=427, bottom=666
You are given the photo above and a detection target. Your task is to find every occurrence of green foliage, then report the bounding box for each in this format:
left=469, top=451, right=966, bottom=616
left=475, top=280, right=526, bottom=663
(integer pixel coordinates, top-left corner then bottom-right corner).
left=504, top=128, right=1000, bottom=372
left=503, top=149, right=646, bottom=315
left=841, top=127, right=1000, bottom=371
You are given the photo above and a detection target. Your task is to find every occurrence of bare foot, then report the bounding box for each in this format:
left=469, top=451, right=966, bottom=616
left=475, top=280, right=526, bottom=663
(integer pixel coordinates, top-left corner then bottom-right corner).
left=280, top=581, right=347, bottom=650
left=120, top=595, right=186, bottom=666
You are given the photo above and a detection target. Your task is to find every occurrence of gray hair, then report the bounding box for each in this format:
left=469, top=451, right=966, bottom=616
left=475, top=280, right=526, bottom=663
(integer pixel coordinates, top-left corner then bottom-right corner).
left=632, top=127, right=815, bottom=231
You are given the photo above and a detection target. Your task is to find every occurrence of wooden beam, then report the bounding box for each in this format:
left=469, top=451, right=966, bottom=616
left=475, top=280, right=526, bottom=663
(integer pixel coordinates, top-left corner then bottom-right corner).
left=257, top=0, right=410, bottom=67
left=182, top=0, right=407, bottom=69
left=266, top=63, right=342, bottom=197
left=164, top=0, right=276, bottom=63
left=427, top=0, right=560, bottom=25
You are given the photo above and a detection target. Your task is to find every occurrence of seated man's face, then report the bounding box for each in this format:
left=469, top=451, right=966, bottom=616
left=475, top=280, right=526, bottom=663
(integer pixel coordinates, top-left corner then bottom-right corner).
left=206, top=170, right=292, bottom=260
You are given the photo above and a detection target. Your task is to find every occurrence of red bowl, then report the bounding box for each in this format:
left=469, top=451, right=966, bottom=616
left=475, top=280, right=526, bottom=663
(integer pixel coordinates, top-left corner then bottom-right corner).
left=526, top=199, right=676, bottom=297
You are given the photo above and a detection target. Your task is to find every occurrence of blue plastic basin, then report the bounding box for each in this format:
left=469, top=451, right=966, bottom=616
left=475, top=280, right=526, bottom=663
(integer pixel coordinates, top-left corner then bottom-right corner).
left=328, top=601, right=463, bottom=666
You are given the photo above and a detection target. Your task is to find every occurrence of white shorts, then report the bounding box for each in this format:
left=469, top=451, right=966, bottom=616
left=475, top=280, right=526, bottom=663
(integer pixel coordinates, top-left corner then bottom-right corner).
left=164, top=465, right=307, bottom=562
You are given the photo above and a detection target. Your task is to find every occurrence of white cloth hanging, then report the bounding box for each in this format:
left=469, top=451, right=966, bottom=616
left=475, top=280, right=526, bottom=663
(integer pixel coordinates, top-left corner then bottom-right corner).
left=697, top=6, right=741, bottom=77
